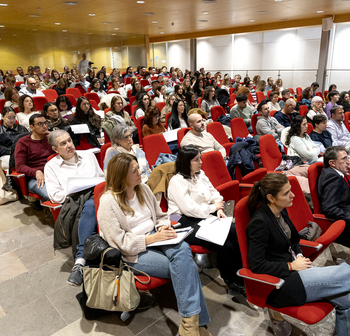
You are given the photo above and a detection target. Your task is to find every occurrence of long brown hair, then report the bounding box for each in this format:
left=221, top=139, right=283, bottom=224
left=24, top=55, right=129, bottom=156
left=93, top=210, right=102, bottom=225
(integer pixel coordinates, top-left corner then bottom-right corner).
left=143, top=106, right=161, bottom=128
left=105, top=153, right=145, bottom=216
left=247, top=173, right=288, bottom=216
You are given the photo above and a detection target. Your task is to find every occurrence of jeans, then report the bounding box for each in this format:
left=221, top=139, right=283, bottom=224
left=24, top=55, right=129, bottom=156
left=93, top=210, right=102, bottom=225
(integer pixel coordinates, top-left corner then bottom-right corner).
left=27, top=178, right=50, bottom=201
left=126, top=240, right=210, bottom=326
left=299, top=263, right=350, bottom=336
left=76, top=199, right=97, bottom=259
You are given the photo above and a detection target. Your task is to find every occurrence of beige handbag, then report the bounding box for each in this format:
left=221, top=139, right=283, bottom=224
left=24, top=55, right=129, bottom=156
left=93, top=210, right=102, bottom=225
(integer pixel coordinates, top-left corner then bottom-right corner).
left=83, top=248, right=150, bottom=312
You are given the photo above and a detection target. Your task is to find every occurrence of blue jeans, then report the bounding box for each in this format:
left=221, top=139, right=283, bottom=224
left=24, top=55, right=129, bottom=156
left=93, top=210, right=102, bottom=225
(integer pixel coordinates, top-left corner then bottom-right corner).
left=299, top=263, right=350, bottom=335
left=76, top=199, right=97, bottom=259
left=126, top=240, right=210, bottom=326
left=27, top=178, right=50, bottom=201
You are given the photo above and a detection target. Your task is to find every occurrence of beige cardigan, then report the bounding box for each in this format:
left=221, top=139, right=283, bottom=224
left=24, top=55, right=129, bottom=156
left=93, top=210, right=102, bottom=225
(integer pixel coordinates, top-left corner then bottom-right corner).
left=97, top=183, right=170, bottom=263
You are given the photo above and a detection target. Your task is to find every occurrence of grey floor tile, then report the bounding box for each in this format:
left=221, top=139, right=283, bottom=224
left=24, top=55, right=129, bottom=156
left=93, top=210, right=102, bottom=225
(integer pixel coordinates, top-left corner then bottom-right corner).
left=0, top=257, right=71, bottom=314
left=0, top=251, right=27, bottom=284
left=47, top=284, right=83, bottom=325
left=0, top=225, right=42, bottom=255
left=0, top=296, right=67, bottom=336
left=137, top=315, right=178, bottom=336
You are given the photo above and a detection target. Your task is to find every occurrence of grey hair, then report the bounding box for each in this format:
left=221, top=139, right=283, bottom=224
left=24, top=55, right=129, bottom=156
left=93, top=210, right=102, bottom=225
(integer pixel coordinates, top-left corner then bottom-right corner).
left=285, top=98, right=296, bottom=106
left=110, top=124, right=130, bottom=146
left=48, top=129, right=69, bottom=147
left=311, top=95, right=323, bottom=108
left=330, top=105, right=344, bottom=115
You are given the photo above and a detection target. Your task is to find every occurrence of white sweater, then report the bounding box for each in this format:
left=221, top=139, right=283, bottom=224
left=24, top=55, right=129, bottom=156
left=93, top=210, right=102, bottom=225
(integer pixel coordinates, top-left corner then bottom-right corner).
left=167, top=170, right=223, bottom=218
left=287, top=135, right=320, bottom=164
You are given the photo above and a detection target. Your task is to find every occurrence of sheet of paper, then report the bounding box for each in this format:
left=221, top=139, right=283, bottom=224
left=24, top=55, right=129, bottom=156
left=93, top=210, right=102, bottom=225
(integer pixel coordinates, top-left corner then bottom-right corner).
left=197, top=215, right=217, bottom=227
left=70, top=124, right=90, bottom=134
left=195, top=217, right=232, bottom=246
left=147, top=227, right=193, bottom=247
left=163, top=128, right=180, bottom=143
left=65, top=176, right=105, bottom=196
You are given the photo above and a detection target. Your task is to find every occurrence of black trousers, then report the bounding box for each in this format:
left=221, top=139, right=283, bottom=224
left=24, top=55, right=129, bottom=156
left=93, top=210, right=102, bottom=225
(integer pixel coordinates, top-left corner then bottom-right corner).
left=179, top=214, right=243, bottom=285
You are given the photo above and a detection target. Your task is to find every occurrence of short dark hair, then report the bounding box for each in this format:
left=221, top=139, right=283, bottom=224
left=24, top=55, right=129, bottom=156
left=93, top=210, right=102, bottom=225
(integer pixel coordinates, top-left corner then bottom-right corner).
left=236, top=93, right=248, bottom=103
left=257, top=99, right=269, bottom=112
left=281, top=89, right=290, bottom=96
left=1, top=106, right=15, bottom=118
left=328, top=90, right=339, bottom=99
left=324, top=145, right=347, bottom=168
left=312, top=114, right=327, bottom=127
left=311, top=82, right=319, bottom=88
left=29, top=113, right=44, bottom=126
left=269, top=91, right=279, bottom=99
left=330, top=105, right=343, bottom=115
left=56, top=95, right=72, bottom=111
left=175, top=145, right=200, bottom=179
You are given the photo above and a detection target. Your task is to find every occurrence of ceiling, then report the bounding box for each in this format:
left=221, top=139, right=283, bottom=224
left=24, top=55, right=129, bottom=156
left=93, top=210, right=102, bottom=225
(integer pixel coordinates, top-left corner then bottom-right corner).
left=0, top=0, right=350, bottom=39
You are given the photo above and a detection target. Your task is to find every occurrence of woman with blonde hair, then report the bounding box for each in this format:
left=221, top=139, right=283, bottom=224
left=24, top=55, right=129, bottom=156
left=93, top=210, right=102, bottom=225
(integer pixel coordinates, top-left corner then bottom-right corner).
left=160, top=93, right=176, bottom=123
left=98, top=153, right=211, bottom=336
left=220, top=75, right=232, bottom=93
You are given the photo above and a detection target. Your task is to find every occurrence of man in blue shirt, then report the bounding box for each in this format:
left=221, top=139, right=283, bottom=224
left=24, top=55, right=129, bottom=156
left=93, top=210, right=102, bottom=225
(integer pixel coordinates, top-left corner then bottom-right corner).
left=265, top=77, right=274, bottom=92
left=124, top=66, right=135, bottom=78
left=274, top=98, right=296, bottom=127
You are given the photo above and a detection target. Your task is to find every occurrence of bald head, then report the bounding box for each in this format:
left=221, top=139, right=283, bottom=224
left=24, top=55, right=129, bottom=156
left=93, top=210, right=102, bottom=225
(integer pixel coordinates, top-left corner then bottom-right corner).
left=283, top=98, right=296, bottom=115
left=188, top=113, right=201, bottom=125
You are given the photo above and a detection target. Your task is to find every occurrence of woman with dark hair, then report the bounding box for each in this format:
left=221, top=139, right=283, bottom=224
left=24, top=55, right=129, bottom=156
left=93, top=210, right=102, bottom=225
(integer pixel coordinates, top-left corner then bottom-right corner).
left=285, top=115, right=319, bottom=164
left=86, top=69, right=95, bottom=84
left=174, top=84, right=185, bottom=101
left=41, top=102, right=68, bottom=131
left=326, top=84, right=337, bottom=102
left=339, top=91, right=350, bottom=112
left=50, top=70, right=60, bottom=84
left=301, top=87, right=313, bottom=109
left=247, top=173, right=350, bottom=335
left=96, top=70, right=108, bottom=92
left=142, top=106, right=165, bottom=137
left=167, top=145, right=244, bottom=294
left=243, top=76, right=250, bottom=87
left=203, top=72, right=211, bottom=87
left=153, top=85, right=166, bottom=105
left=98, top=153, right=211, bottom=335
left=17, top=95, right=37, bottom=129
left=4, top=87, right=19, bottom=109
left=71, top=96, right=103, bottom=146
left=131, top=80, right=145, bottom=97
left=54, top=78, right=68, bottom=96
left=135, top=92, right=150, bottom=119
left=90, top=78, right=106, bottom=99
left=200, top=86, right=220, bottom=117
left=56, top=95, right=73, bottom=119
left=108, top=77, right=127, bottom=98
left=184, top=91, right=198, bottom=115
left=193, top=78, right=205, bottom=98
left=167, top=100, right=188, bottom=130
left=210, top=79, right=219, bottom=92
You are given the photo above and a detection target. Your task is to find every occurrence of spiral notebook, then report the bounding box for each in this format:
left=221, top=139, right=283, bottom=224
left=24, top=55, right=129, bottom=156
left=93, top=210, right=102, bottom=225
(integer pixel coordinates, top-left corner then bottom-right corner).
left=147, top=227, right=193, bottom=247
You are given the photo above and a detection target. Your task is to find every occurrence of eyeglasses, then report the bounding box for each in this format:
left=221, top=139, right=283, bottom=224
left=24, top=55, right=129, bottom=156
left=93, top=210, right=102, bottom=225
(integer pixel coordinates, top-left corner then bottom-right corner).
left=28, top=82, right=36, bottom=85
left=35, top=121, right=48, bottom=127
left=5, top=116, right=16, bottom=120
left=48, top=108, right=58, bottom=112
left=81, top=102, right=90, bottom=106
left=123, top=134, right=132, bottom=140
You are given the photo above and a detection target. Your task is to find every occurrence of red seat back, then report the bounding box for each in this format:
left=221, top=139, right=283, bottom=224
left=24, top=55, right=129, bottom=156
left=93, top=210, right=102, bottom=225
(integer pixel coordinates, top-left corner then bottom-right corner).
left=89, top=100, right=99, bottom=111
left=177, top=127, right=190, bottom=149
left=124, top=77, right=131, bottom=85
left=345, top=112, right=350, bottom=132
left=143, top=134, right=172, bottom=166
left=256, top=91, right=265, bottom=103
left=308, top=162, right=324, bottom=214
left=259, top=134, right=282, bottom=171
left=66, top=88, right=81, bottom=99
left=307, top=123, right=313, bottom=135
left=99, top=142, right=112, bottom=170
left=299, top=105, right=308, bottom=117
left=206, top=122, right=230, bottom=146
left=230, top=118, right=249, bottom=140
left=288, top=88, right=295, bottom=95
left=297, top=94, right=302, bottom=102
left=62, top=94, right=76, bottom=107
left=0, top=99, right=5, bottom=112
left=197, top=97, right=202, bottom=107
left=156, top=102, right=166, bottom=112
left=229, top=94, right=236, bottom=105
left=248, top=93, right=255, bottom=103
left=251, top=114, right=259, bottom=136
left=296, top=87, right=302, bottom=95
left=43, top=89, right=58, bottom=102
left=324, top=90, right=328, bottom=99
left=84, top=92, right=100, bottom=104
left=165, top=112, right=171, bottom=129
left=33, top=96, right=49, bottom=111
left=131, top=105, right=138, bottom=122
left=315, top=92, right=323, bottom=99
left=201, top=151, right=231, bottom=187
left=136, top=116, right=144, bottom=146
left=210, top=105, right=225, bottom=122
left=94, top=181, right=106, bottom=231
left=140, top=79, right=150, bottom=87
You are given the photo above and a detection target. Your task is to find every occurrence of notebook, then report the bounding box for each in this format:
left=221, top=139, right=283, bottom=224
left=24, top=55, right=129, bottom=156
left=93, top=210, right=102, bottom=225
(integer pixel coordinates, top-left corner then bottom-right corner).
left=147, top=227, right=193, bottom=247
left=195, top=217, right=232, bottom=246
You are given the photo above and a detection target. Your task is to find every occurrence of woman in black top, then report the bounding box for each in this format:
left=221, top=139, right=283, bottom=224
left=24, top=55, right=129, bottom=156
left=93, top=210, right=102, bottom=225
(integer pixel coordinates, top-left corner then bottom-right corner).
left=96, top=70, right=108, bottom=92
left=339, top=91, right=350, bottom=112
left=85, top=69, right=95, bottom=83
left=41, top=102, right=69, bottom=131
left=193, top=78, right=205, bottom=98
left=54, top=78, right=68, bottom=96
left=247, top=173, right=350, bottom=335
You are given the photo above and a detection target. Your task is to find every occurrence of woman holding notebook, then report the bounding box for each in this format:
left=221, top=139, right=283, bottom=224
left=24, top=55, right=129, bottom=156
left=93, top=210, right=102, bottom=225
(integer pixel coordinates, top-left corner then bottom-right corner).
left=167, top=145, right=244, bottom=295
left=98, top=153, right=211, bottom=336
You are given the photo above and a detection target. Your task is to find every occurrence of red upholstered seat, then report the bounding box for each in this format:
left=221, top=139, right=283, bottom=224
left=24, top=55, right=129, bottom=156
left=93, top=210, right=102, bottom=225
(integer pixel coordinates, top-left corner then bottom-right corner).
left=206, top=122, right=232, bottom=156
left=177, top=127, right=190, bottom=150
left=210, top=106, right=225, bottom=122
left=33, top=96, right=49, bottom=111
left=43, top=89, right=58, bottom=102
left=143, top=134, right=172, bottom=167
left=230, top=118, right=249, bottom=140
left=259, top=134, right=282, bottom=171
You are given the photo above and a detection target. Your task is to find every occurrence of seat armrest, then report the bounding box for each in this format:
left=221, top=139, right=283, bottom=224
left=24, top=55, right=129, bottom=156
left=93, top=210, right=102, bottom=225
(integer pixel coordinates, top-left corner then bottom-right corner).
left=237, top=268, right=285, bottom=289
left=9, top=172, right=25, bottom=178
left=42, top=201, right=62, bottom=210
left=299, top=239, right=323, bottom=251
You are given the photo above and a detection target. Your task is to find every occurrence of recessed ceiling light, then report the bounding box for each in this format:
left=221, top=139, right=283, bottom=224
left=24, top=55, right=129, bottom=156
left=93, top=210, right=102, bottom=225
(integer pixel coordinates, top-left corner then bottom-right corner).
left=316, top=10, right=324, bottom=13
left=114, top=27, right=119, bottom=30
left=137, top=0, right=145, bottom=3
left=152, top=20, right=157, bottom=23
left=275, top=0, right=282, bottom=2
left=249, top=19, right=255, bottom=22
left=88, top=32, right=92, bottom=34
left=62, top=29, right=67, bottom=32
left=55, top=22, right=60, bottom=25
left=89, top=13, right=95, bottom=16
left=160, top=31, right=164, bottom=34
left=63, top=1, right=78, bottom=5
left=0, top=25, right=4, bottom=27
left=202, top=11, right=209, bottom=14
left=102, top=22, right=112, bottom=24
left=111, top=33, right=116, bottom=35
left=28, top=14, right=40, bottom=17
left=198, top=19, right=208, bottom=22
left=202, top=0, right=216, bottom=3
left=199, top=26, right=203, bottom=29
left=257, top=11, right=267, bottom=14
left=143, top=12, right=154, bottom=15
left=32, top=28, right=37, bottom=31
left=0, top=4, right=8, bottom=6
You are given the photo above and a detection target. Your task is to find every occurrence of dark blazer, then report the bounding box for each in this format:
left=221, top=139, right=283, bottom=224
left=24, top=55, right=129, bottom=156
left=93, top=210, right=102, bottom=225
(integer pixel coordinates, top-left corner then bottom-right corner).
left=318, top=167, right=350, bottom=224
left=246, top=203, right=306, bottom=307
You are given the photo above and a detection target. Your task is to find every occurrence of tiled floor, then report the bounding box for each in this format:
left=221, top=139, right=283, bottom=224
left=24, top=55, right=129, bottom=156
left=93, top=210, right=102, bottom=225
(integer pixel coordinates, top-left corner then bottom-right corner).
left=0, top=198, right=342, bottom=336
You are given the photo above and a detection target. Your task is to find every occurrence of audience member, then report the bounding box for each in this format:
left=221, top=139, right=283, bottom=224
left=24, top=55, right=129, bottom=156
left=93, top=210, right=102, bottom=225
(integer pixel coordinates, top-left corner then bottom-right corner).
left=230, top=93, right=254, bottom=131
left=1, top=74, right=20, bottom=93
left=265, top=77, right=274, bottom=91
left=306, top=96, right=326, bottom=121
left=153, top=85, right=166, bottom=104
left=124, top=66, right=135, bottom=78
left=163, top=77, right=174, bottom=95
left=56, top=95, right=74, bottom=119
left=174, top=84, right=185, bottom=101
left=4, top=87, right=19, bottom=109
left=90, top=78, right=106, bottom=99
left=167, top=100, right=188, bottom=130
left=54, top=78, right=68, bottom=96
left=339, top=91, right=350, bottom=112
left=184, top=91, right=199, bottom=115
left=96, top=70, right=108, bottom=92
left=274, top=98, right=296, bottom=128
left=252, top=75, right=260, bottom=85
left=169, top=72, right=180, bottom=86
left=310, top=82, right=319, bottom=96
left=278, top=89, right=291, bottom=110
left=17, top=95, right=37, bottom=129
left=193, top=78, right=205, bottom=98
left=310, top=114, right=332, bottom=153
left=85, top=69, right=95, bottom=84
left=41, top=102, right=69, bottom=131
left=325, top=91, right=340, bottom=118
left=255, top=80, right=267, bottom=95
left=267, top=91, right=281, bottom=112
left=78, top=53, right=89, bottom=75
left=135, top=92, right=150, bottom=119
left=160, top=93, right=175, bottom=123
left=220, top=76, right=232, bottom=93
left=326, top=84, right=337, bottom=101
left=275, top=78, right=284, bottom=91
left=181, top=113, right=225, bottom=157
left=19, top=77, right=45, bottom=97
left=142, top=106, right=165, bottom=137
left=201, top=86, right=220, bottom=118
left=15, top=67, right=25, bottom=82
left=232, top=74, right=241, bottom=88
left=247, top=80, right=257, bottom=103
left=301, top=87, right=313, bottom=109
left=326, top=105, right=350, bottom=150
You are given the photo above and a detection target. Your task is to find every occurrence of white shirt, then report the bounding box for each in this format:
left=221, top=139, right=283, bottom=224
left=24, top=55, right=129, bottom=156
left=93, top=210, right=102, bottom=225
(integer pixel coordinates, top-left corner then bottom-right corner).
left=126, top=193, right=154, bottom=235
left=167, top=170, right=223, bottom=218
left=15, top=75, right=24, bottom=82
left=78, top=59, right=90, bottom=75
left=44, top=150, right=104, bottom=203
left=16, top=112, right=37, bottom=130
left=135, top=108, right=145, bottom=119
left=18, top=87, right=45, bottom=97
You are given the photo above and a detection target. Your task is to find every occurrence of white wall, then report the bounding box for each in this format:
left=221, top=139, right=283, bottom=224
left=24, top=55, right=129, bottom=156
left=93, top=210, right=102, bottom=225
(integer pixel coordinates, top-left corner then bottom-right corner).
left=168, top=40, right=191, bottom=72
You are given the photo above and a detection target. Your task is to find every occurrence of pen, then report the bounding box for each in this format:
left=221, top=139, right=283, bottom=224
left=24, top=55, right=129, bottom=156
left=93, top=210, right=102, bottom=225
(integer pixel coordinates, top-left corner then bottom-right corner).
left=175, top=229, right=190, bottom=233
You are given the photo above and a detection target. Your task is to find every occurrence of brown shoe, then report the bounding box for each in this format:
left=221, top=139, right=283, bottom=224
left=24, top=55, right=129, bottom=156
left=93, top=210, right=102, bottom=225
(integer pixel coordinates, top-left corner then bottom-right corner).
left=178, top=315, right=200, bottom=336
left=199, top=326, right=212, bottom=336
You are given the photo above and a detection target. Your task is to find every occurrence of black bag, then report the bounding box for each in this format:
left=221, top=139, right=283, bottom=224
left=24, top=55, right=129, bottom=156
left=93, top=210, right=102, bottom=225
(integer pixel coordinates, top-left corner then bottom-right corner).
left=282, top=154, right=304, bottom=166
left=298, top=221, right=322, bottom=242
left=83, top=234, right=110, bottom=260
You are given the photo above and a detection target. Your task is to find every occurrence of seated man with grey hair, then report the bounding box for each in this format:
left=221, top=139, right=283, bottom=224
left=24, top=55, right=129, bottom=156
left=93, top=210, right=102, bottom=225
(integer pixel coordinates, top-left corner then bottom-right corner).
left=326, top=105, right=350, bottom=151
left=180, top=113, right=226, bottom=158
left=44, top=129, right=104, bottom=287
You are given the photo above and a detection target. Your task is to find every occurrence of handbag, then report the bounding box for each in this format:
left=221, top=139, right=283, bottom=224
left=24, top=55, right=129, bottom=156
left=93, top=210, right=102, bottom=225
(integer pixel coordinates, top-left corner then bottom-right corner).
left=298, top=221, right=322, bottom=242
left=83, top=234, right=110, bottom=260
left=83, top=248, right=151, bottom=312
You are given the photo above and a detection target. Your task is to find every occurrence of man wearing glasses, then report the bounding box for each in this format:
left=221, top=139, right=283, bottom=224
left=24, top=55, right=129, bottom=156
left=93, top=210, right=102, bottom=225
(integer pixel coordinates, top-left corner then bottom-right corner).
left=14, top=114, right=54, bottom=205
left=19, top=77, right=45, bottom=97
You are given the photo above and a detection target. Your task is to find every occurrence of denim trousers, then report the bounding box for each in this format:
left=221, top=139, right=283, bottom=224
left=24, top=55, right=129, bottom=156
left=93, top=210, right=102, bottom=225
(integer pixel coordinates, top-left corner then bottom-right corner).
left=27, top=178, right=50, bottom=201
left=299, top=263, right=350, bottom=336
left=126, top=240, right=210, bottom=326
left=76, top=199, right=97, bottom=259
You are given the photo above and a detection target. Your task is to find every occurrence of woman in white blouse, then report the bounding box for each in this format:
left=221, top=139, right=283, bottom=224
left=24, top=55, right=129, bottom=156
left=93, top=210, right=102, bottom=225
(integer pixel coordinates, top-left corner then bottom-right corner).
left=267, top=91, right=281, bottom=112
left=167, top=145, right=244, bottom=295
left=153, top=85, right=167, bottom=105
left=16, top=94, right=37, bottom=130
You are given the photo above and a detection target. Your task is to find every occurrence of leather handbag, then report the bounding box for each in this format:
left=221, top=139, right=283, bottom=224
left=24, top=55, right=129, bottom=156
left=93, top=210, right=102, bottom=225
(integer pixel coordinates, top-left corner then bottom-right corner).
left=83, top=248, right=150, bottom=312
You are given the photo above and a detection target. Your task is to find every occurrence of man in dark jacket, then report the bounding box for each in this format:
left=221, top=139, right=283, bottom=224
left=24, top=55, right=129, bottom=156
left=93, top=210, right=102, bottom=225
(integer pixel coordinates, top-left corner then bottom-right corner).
left=0, top=107, right=27, bottom=170
left=318, top=145, right=350, bottom=247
